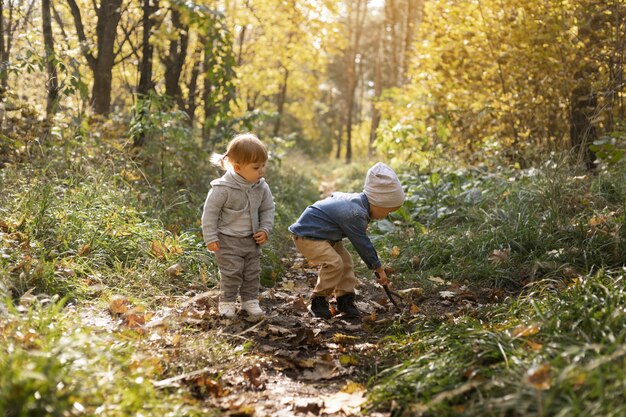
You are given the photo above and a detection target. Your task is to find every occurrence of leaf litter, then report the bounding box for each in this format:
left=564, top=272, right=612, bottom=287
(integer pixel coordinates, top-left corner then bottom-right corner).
left=76, top=254, right=499, bottom=416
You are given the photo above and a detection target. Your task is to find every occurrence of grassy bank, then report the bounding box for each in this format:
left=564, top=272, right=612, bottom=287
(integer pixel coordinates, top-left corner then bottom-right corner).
left=364, top=162, right=626, bottom=416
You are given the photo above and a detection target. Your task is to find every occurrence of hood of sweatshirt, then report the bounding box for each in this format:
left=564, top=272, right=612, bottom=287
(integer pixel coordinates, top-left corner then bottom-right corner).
left=210, top=169, right=265, bottom=190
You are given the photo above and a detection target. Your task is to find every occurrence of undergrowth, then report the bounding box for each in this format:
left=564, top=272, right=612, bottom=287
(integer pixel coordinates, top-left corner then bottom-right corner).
left=0, top=117, right=317, bottom=415
left=368, top=270, right=626, bottom=416
left=365, top=161, right=626, bottom=416
left=2, top=115, right=625, bottom=416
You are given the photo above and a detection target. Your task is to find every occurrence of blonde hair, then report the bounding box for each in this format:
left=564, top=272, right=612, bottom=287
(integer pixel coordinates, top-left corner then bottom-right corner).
left=211, top=133, right=268, bottom=169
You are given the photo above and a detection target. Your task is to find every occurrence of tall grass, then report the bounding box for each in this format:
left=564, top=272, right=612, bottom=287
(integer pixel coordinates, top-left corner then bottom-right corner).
left=385, top=162, right=626, bottom=289
left=365, top=161, right=626, bottom=416
left=367, top=270, right=626, bottom=416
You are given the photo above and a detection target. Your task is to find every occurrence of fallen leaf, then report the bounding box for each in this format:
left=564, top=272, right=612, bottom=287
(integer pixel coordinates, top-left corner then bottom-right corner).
left=301, top=364, right=337, bottom=381
left=281, top=281, right=296, bottom=291
left=512, top=324, right=541, bottom=338
left=191, top=376, right=226, bottom=398
left=332, top=333, right=359, bottom=345
left=267, top=325, right=293, bottom=336
left=165, top=263, right=184, bottom=277
left=243, top=364, right=264, bottom=387
left=123, top=310, right=146, bottom=327
left=488, top=248, right=510, bottom=264
left=589, top=215, right=608, bottom=227
left=291, top=327, right=318, bottom=346
left=362, top=312, right=377, bottom=323
left=322, top=390, right=365, bottom=414
left=109, top=295, right=131, bottom=314
left=292, top=296, right=308, bottom=312
left=341, top=381, right=365, bottom=394
left=428, top=276, right=447, bottom=285
left=390, top=246, right=401, bottom=258
left=77, top=244, right=91, bottom=256
left=398, top=287, right=424, bottom=298
left=293, top=399, right=322, bottom=415
left=339, top=355, right=359, bottom=366
left=410, top=303, right=420, bottom=315
left=439, top=291, right=456, bottom=299
left=526, top=363, right=551, bottom=390
left=151, top=240, right=166, bottom=260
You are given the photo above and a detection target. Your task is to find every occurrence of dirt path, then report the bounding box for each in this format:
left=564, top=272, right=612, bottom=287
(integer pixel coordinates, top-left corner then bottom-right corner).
left=91, top=253, right=496, bottom=416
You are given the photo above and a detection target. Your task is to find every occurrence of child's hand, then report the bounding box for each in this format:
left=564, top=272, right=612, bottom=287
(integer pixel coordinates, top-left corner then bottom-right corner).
left=253, top=231, right=268, bottom=245
left=375, top=268, right=391, bottom=286
left=207, top=241, right=220, bottom=252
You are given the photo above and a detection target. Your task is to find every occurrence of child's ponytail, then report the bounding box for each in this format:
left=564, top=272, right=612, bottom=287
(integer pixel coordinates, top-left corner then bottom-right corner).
left=210, top=152, right=228, bottom=170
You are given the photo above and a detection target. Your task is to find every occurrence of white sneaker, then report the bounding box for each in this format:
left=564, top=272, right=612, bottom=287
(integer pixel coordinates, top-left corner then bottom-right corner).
left=241, top=300, right=264, bottom=317
left=218, top=302, right=237, bottom=318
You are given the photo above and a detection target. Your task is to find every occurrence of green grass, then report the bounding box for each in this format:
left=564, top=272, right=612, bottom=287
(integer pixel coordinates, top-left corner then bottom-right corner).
left=0, top=297, right=218, bottom=417
left=2, top=114, right=626, bottom=416
left=379, top=163, right=626, bottom=289
left=366, top=270, right=626, bottom=417
left=362, top=161, right=626, bottom=416
left=0, top=117, right=318, bottom=415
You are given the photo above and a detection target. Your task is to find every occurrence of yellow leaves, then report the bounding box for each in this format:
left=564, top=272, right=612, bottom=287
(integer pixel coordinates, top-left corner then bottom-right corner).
left=588, top=215, right=609, bottom=227
left=526, top=363, right=551, bottom=390
left=109, top=295, right=131, bottom=315
left=428, top=276, right=448, bottom=286
left=409, top=303, right=421, bottom=315
left=339, top=355, right=359, bottom=366
left=331, top=333, right=360, bottom=345
left=390, top=246, right=401, bottom=258
left=511, top=323, right=541, bottom=338
left=150, top=237, right=183, bottom=261
left=120, top=169, right=142, bottom=182
left=77, top=243, right=91, bottom=256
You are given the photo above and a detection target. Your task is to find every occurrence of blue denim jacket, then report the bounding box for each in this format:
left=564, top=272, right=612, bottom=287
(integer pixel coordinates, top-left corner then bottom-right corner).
left=288, top=192, right=381, bottom=270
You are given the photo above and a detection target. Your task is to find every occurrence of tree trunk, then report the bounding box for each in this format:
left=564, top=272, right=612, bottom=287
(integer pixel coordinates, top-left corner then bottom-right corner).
left=42, top=0, right=60, bottom=117
left=67, top=0, right=122, bottom=116
left=344, top=0, right=367, bottom=164
left=137, top=0, right=156, bottom=96
left=401, top=0, right=423, bottom=83
left=385, top=0, right=399, bottom=87
left=369, top=20, right=384, bottom=156
left=163, top=7, right=188, bottom=109
left=0, top=0, right=6, bottom=98
left=273, top=67, right=289, bottom=137
left=569, top=82, right=598, bottom=170
left=185, top=45, right=202, bottom=126
left=92, top=0, right=123, bottom=115
left=133, top=0, right=157, bottom=146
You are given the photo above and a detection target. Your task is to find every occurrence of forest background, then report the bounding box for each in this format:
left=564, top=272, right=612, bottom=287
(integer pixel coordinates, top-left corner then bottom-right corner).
left=1, top=0, right=626, bottom=416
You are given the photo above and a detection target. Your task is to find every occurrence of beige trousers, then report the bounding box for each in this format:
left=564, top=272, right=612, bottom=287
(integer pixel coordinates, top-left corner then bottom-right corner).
left=292, top=236, right=359, bottom=297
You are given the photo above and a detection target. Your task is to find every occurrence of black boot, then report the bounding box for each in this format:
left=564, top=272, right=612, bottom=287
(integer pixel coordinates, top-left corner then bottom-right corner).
left=336, top=293, right=360, bottom=319
left=309, top=295, right=332, bottom=319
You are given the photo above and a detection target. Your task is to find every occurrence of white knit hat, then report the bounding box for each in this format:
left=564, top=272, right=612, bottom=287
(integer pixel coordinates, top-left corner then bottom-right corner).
left=363, top=162, right=405, bottom=208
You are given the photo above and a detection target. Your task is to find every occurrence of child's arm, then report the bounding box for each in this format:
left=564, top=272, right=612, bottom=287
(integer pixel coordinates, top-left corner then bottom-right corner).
left=341, top=215, right=383, bottom=272
left=201, top=186, right=228, bottom=249
left=257, top=183, right=275, bottom=241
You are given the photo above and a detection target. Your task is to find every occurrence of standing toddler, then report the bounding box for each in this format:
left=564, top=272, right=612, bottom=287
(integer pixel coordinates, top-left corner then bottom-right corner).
left=201, top=133, right=275, bottom=318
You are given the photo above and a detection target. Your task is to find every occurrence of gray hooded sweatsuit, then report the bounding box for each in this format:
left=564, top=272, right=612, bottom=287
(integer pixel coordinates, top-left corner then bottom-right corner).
left=201, top=170, right=275, bottom=302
